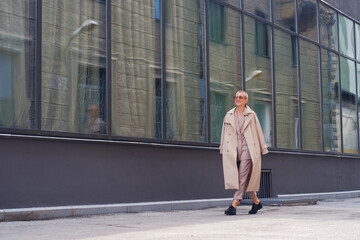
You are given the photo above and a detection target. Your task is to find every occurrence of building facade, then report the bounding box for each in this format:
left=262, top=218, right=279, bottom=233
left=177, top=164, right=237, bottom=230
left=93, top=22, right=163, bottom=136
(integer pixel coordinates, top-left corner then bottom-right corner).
left=1, top=0, right=360, bottom=208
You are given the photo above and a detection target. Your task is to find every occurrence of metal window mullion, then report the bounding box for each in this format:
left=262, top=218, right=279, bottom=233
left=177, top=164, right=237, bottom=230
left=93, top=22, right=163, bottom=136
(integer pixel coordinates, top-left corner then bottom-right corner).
left=106, top=0, right=112, bottom=137
left=271, top=0, right=276, bottom=148
left=318, top=46, right=324, bottom=152
left=353, top=21, right=360, bottom=154
left=297, top=39, right=302, bottom=150
left=241, top=11, right=245, bottom=90
left=317, top=0, right=324, bottom=152
left=316, top=0, right=320, bottom=44
left=205, top=0, right=211, bottom=143
left=35, top=0, right=42, bottom=132
left=271, top=26, right=276, bottom=148
left=338, top=55, right=344, bottom=153
left=295, top=0, right=302, bottom=150
left=270, top=0, right=273, bottom=23
left=161, top=0, right=167, bottom=140
left=295, top=0, right=298, bottom=34
left=336, top=12, right=344, bottom=154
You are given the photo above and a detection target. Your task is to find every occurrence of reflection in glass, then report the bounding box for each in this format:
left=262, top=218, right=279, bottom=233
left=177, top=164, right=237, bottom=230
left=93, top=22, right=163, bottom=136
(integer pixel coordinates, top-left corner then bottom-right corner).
left=298, top=0, right=318, bottom=42
left=209, top=1, right=225, bottom=43
left=340, top=57, right=357, bottom=154
left=244, top=16, right=272, bottom=147
left=210, top=5, right=241, bottom=143
left=166, top=0, right=206, bottom=142
left=274, top=29, right=299, bottom=149
left=111, top=0, right=161, bottom=138
left=243, top=0, right=270, bottom=20
left=224, top=0, right=241, bottom=8
left=0, top=0, right=36, bottom=129
left=300, top=40, right=321, bottom=151
left=322, top=49, right=341, bottom=152
left=356, top=24, right=360, bottom=60
left=42, top=0, right=107, bottom=134
left=273, top=0, right=295, bottom=31
left=339, top=14, right=355, bottom=59
left=85, top=104, right=105, bottom=134
left=319, top=3, right=337, bottom=51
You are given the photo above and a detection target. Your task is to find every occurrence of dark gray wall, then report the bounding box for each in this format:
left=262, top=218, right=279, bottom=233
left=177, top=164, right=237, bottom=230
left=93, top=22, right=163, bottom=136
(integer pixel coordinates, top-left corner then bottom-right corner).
left=262, top=152, right=360, bottom=195
left=0, top=137, right=226, bottom=208
left=1, top=137, right=360, bottom=209
left=324, top=0, right=360, bottom=22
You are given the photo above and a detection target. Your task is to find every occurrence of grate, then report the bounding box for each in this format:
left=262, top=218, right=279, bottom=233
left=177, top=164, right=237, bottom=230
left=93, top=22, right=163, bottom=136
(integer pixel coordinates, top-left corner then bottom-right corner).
left=244, top=169, right=272, bottom=199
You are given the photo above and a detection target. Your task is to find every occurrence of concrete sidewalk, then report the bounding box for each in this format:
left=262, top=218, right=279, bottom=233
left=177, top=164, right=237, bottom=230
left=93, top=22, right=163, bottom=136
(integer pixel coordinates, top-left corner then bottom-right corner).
left=1, top=197, right=360, bottom=240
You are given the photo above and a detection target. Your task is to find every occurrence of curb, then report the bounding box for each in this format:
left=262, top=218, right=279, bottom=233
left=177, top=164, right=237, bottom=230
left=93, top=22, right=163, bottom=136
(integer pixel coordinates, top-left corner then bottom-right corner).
left=1, top=190, right=359, bottom=221
left=1, top=198, right=232, bottom=221
left=277, top=190, right=360, bottom=200
left=0, top=198, right=315, bottom=222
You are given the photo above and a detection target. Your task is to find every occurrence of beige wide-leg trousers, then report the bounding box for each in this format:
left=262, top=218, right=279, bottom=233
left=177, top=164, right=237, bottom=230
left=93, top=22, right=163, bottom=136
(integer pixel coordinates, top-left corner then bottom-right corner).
left=233, top=158, right=256, bottom=200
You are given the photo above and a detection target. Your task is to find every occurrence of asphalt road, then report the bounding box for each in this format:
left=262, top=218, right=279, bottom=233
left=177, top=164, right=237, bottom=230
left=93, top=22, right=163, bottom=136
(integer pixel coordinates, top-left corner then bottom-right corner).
left=1, top=198, right=360, bottom=240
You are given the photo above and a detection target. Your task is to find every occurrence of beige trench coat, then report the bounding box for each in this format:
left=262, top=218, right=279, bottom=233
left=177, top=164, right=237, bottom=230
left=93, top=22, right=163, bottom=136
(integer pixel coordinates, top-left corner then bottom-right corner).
left=219, top=106, right=269, bottom=191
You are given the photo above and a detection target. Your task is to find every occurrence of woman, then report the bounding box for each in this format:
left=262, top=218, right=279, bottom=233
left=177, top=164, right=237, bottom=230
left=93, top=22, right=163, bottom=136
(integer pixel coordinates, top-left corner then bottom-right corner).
left=85, top=104, right=106, bottom=134
left=219, top=90, right=269, bottom=215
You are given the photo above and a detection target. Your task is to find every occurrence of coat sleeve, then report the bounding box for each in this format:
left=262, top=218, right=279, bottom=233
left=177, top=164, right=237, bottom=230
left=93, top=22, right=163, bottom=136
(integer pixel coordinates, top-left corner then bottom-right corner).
left=255, top=115, right=269, bottom=155
left=219, top=117, right=226, bottom=154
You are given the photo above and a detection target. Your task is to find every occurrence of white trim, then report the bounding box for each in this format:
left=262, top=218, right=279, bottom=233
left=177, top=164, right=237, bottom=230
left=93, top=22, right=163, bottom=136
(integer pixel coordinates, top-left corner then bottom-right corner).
left=278, top=190, right=360, bottom=199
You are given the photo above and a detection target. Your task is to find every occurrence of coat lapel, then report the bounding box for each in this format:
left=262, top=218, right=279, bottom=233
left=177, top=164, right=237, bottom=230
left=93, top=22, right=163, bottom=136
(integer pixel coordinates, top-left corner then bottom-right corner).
left=224, top=108, right=236, bottom=131
left=225, top=106, right=254, bottom=131
left=243, top=106, right=253, bottom=130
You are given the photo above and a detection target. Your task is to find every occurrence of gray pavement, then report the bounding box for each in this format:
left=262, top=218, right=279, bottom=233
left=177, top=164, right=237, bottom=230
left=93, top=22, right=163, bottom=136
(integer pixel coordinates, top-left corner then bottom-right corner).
left=1, top=198, right=360, bottom=240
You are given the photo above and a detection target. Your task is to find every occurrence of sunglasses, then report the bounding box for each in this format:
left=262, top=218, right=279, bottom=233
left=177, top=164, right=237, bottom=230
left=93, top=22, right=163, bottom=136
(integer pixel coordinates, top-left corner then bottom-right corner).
left=234, top=95, right=247, bottom=99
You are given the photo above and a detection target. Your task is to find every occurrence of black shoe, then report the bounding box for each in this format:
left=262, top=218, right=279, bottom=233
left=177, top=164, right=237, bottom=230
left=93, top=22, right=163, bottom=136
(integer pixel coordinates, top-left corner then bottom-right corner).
left=224, top=205, right=236, bottom=215
left=248, top=202, right=263, bottom=214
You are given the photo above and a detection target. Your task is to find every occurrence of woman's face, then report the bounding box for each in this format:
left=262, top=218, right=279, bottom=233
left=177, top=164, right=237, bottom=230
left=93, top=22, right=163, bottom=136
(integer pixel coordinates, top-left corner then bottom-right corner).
left=88, top=105, right=100, bottom=118
left=234, top=91, right=248, bottom=107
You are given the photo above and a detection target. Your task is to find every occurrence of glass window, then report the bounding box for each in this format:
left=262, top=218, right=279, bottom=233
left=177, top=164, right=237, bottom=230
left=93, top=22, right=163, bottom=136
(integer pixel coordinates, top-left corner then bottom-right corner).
left=243, top=0, right=270, bottom=20
left=111, top=0, right=161, bottom=138
left=298, top=0, right=318, bottom=42
left=210, top=7, right=242, bottom=143
left=273, top=0, right=295, bottom=31
left=166, top=0, right=206, bottom=142
left=209, top=1, right=225, bottom=43
left=154, top=0, right=161, bottom=21
left=0, top=0, right=36, bottom=129
left=274, top=29, right=299, bottom=149
left=340, top=57, right=357, bottom=154
left=339, top=14, right=355, bottom=59
left=154, top=0, right=174, bottom=24
left=244, top=16, right=273, bottom=147
left=41, top=0, right=107, bottom=134
left=300, top=40, right=321, bottom=151
left=356, top=23, right=360, bottom=61
left=322, top=49, right=341, bottom=153
left=291, top=35, right=298, bottom=66
left=224, top=0, right=241, bottom=8
left=319, top=3, right=338, bottom=51
left=254, top=17, right=269, bottom=57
